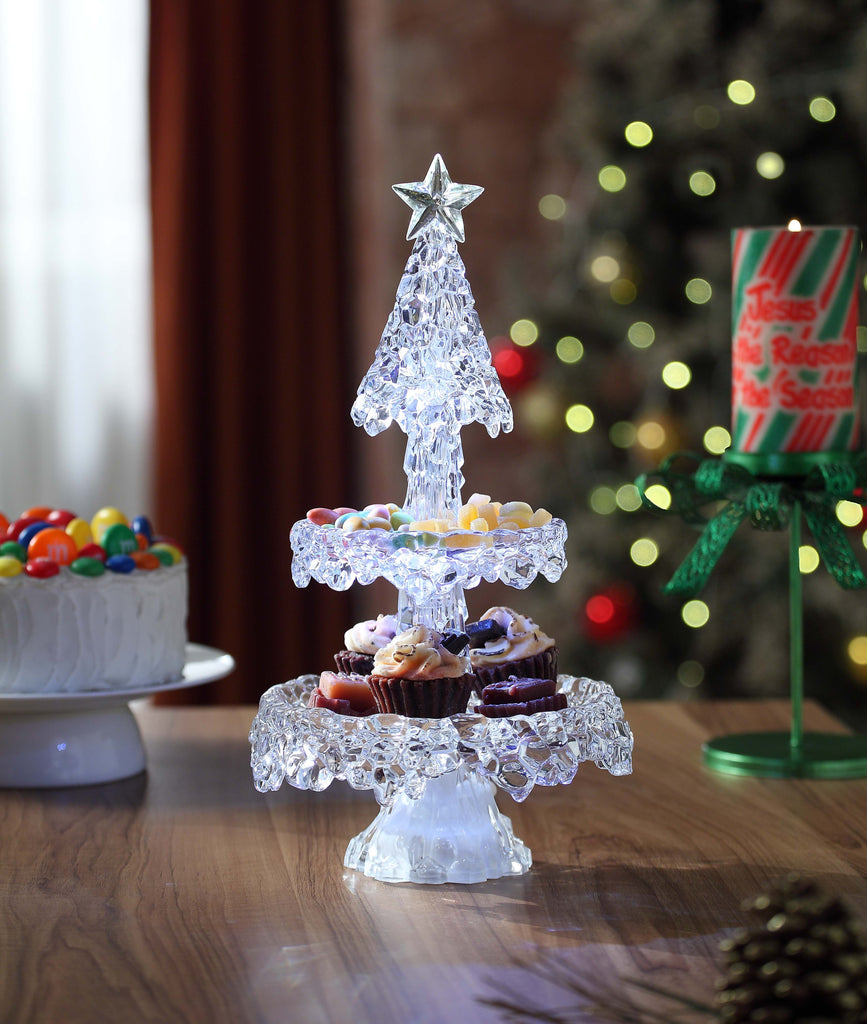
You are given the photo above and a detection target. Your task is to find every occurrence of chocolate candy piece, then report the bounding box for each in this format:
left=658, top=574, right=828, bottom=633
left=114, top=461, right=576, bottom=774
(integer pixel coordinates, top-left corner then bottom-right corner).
left=482, top=677, right=556, bottom=704
left=475, top=693, right=567, bottom=717
left=441, top=630, right=470, bottom=654
left=465, top=618, right=506, bottom=647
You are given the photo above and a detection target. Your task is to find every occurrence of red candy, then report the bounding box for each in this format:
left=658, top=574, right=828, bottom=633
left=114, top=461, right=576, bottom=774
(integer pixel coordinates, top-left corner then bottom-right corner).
left=307, top=507, right=339, bottom=526
left=7, top=516, right=43, bottom=542
left=46, top=509, right=77, bottom=527
left=0, top=512, right=8, bottom=535
left=25, top=557, right=60, bottom=579
left=78, top=543, right=107, bottom=562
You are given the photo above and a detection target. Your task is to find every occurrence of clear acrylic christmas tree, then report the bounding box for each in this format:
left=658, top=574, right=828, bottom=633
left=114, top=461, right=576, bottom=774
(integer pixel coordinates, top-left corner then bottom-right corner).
left=352, top=153, right=513, bottom=523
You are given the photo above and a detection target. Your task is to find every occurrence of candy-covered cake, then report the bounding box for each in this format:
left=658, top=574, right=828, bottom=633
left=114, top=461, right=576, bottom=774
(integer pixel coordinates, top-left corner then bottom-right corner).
left=0, top=505, right=187, bottom=693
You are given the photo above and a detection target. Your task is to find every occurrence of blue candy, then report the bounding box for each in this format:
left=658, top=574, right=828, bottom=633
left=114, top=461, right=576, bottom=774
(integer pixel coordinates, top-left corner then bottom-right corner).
left=106, top=554, right=135, bottom=574
left=131, top=514, right=154, bottom=543
left=17, top=521, right=51, bottom=552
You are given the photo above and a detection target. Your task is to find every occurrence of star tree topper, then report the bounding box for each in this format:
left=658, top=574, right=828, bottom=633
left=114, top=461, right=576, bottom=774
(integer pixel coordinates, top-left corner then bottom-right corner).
left=392, top=153, right=483, bottom=243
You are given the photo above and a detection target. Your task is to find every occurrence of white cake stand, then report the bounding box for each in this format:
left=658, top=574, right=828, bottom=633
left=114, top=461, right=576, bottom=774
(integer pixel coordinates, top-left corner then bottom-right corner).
left=0, top=642, right=234, bottom=788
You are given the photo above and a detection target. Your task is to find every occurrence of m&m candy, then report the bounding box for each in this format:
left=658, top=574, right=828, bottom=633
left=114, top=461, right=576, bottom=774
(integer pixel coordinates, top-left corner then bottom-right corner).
left=17, top=522, right=51, bottom=552
left=131, top=551, right=161, bottom=571
left=106, top=554, right=135, bottom=574
left=70, top=556, right=105, bottom=578
left=102, top=523, right=138, bottom=558
left=131, top=515, right=154, bottom=543
left=46, top=509, right=76, bottom=528
left=0, top=555, right=23, bottom=577
left=91, top=507, right=128, bottom=545
left=25, top=557, right=60, bottom=579
left=66, top=518, right=93, bottom=549
left=78, top=543, right=106, bottom=562
left=0, top=541, right=26, bottom=563
left=27, top=528, right=77, bottom=566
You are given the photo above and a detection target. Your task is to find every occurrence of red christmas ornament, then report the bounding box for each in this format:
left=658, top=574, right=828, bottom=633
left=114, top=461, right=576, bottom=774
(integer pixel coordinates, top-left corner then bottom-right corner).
left=583, top=583, right=638, bottom=643
left=490, top=336, right=539, bottom=394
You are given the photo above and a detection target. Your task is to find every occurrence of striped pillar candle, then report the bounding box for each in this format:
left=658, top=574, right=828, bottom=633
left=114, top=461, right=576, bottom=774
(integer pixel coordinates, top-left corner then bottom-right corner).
left=729, top=226, right=860, bottom=473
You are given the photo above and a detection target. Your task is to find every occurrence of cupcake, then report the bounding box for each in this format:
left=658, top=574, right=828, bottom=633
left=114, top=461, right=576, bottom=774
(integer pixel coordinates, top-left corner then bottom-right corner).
left=308, top=670, right=378, bottom=716
left=368, top=624, right=475, bottom=718
left=334, top=613, right=399, bottom=675
left=468, top=606, right=557, bottom=693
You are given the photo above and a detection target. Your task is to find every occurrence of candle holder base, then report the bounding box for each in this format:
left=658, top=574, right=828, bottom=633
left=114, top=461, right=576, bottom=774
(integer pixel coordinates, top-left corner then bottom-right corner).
left=703, top=731, right=867, bottom=779
left=344, top=762, right=531, bottom=884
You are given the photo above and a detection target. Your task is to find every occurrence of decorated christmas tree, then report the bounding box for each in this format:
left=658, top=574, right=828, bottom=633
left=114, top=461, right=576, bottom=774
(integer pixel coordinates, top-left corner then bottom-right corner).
left=502, top=0, right=867, bottom=719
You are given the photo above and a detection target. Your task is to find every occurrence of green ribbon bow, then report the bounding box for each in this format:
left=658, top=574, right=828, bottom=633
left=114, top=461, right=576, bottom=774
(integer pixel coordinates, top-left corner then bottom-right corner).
left=636, top=452, right=867, bottom=598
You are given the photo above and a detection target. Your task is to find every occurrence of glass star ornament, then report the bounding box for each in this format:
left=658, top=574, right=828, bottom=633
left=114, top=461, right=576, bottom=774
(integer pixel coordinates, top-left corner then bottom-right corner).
left=392, top=153, right=483, bottom=243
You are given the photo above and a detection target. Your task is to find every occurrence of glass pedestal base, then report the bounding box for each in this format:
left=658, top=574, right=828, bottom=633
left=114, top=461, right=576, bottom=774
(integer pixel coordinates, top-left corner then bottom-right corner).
left=703, top=731, right=867, bottom=779
left=344, top=762, right=531, bottom=884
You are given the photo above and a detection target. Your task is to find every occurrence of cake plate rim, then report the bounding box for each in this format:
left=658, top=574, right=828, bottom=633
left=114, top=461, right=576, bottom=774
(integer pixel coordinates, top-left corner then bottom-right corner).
left=0, top=642, right=235, bottom=713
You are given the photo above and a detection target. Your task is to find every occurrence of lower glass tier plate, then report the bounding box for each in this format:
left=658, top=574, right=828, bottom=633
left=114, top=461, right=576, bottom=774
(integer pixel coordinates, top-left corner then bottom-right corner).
left=0, top=643, right=235, bottom=788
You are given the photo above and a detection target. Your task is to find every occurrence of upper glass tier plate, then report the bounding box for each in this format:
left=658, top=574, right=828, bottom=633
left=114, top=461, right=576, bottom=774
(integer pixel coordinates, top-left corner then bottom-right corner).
left=290, top=518, right=568, bottom=600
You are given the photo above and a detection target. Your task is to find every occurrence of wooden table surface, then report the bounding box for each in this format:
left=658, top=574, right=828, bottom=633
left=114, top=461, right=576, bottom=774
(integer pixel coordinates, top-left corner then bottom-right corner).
left=2, top=699, right=867, bottom=1024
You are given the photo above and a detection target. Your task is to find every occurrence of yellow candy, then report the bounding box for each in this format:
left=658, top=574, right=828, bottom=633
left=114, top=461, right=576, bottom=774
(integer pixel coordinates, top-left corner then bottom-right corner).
left=466, top=492, right=491, bottom=506
left=0, top=555, right=23, bottom=577
left=409, top=519, right=436, bottom=532
left=530, top=508, right=553, bottom=527
left=341, top=515, right=369, bottom=532
left=477, top=503, right=499, bottom=529
left=469, top=517, right=490, bottom=532
left=66, top=517, right=93, bottom=549
left=150, top=542, right=183, bottom=565
left=500, top=501, right=533, bottom=517
left=446, top=532, right=485, bottom=548
left=91, top=507, right=128, bottom=545
left=457, top=504, right=478, bottom=530
left=366, top=517, right=391, bottom=530
left=498, top=520, right=522, bottom=531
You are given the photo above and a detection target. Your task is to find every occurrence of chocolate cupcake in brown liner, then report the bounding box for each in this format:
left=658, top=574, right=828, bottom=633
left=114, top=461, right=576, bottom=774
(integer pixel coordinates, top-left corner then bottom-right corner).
left=368, top=672, right=475, bottom=718
left=369, top=624, right=474, bottom=719
left=468, top=606, right=558, bottom=696
left=333, top=650, right=374, bottom=676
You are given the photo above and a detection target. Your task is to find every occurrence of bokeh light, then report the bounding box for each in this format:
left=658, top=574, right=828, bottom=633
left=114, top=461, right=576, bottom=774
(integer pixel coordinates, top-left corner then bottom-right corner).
left=727, top=79, right=755, bottom=105
left=678, top=660, right=705, bottom=687
left=610, top=421, right=637, bottom=448
left=555, top=336, right=584, bottom=363
left=510, top=319, right=538, bottom=346
left=682, top=599, right=710, bottom=628
left=693, top=105, right=720, bottom=129
left=703, top=426, right=731, bottom=454
left=625, top=121, right=653, bottom=147
left=798, top=545, right=820, bottom=574
left=689, top=171, right=716, bottom=196
left=538, top=194, right=567, bottom=220
left=685, top=278, right=712, bottom=304
left=565, top=403, right=594, bottom=433
left=788, top=219, right=802, bottom=232
left=809, top=97, right=836, bottom=122
left=662, top=361, right=691, bottom=389
left=589, top=486, right=617, bottom=515
left=836, top=500, right=863, bottom=527
left=636, top=421, right=666, bottom=450
left=630, top=537, right=659, bottom=566
left=598, top=165, right=627, bottom=192
left=756, top=152, right=785, bottom=179
left=627, top=321, right=655, bottom=348
left=616, top=484, right=642, bottom=512
left=644, top=484, right=672, bottom=509
left=849, top=636, right=867, bottom=666
left=610, top=279, right=638, bottom=304
left=590, top=255, right=620, bottom=282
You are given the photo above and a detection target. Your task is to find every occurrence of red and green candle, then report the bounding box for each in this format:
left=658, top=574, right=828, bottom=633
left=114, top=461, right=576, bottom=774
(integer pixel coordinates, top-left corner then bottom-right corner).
left=730, top=226, right=860, bottom=470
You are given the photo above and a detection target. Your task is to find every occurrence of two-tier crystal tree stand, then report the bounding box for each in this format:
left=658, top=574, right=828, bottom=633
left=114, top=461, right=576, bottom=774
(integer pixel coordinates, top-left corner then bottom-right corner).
left=250, top=156, right=633, bottom=884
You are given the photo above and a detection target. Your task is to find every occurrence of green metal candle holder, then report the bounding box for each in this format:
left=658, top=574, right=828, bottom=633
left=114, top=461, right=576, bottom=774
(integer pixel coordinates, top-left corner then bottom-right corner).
left=638, top=449, right=867, bottom=778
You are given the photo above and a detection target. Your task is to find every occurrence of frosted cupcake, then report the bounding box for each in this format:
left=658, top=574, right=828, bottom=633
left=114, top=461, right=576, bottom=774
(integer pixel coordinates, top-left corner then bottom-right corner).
left=368, top=624, right=475, bottom=718
left=334, top=613, right=400, bottom=675
left=468, top=606, right=557, bottom=693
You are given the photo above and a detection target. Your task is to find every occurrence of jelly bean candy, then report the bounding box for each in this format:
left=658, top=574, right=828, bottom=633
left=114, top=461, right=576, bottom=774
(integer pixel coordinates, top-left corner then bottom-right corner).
left=131, top=515, right=154, bottom=543
left=334, top=512, right=357, bottom=528
left=333, top=507, right=356, bottom=516
left=46, top=509, right=77, bottom=528
left=91, top=507, right=128, bottom=544
left=0, top=541, right=26, bottom=562
left=0, top=555, right=23, bottom=577
left=363, top=504, right=390, bottom=521
left=149, top=542, right=182, bottom=565
left=131, top=551, right=160, bottom=571
left=307, top=507, right=339, bottom=526
left=366, top=516, right=391, bottom=530
left=22, top=506, right=52, bottom=520
left=102, top=523, right=139, bottom=557
left=70, top=556, right=105, bottom=578
left=340, top=515, right=369, bottom=532
left=106, top=554, right=135, bottom=574
left=149, top=547, right=174, bottom=567
left=78, top=543, right=107, bottom=562
left=66, top=517, right=93, bottom=549
left=28, top=528, right=77, bottom=566
left=7, top=516, right=43, bottom=542
left=17, top=522, right=51, bottom=552
left=25, top=557, right=60, bottom=579
left=389, top=510, right=412, bottom=529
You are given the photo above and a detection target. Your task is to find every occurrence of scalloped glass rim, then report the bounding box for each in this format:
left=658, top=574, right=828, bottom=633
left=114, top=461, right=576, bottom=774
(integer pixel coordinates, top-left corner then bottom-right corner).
left=289, top=516, right=568, bottom=593
left=249, top=673, right=633, bottom=806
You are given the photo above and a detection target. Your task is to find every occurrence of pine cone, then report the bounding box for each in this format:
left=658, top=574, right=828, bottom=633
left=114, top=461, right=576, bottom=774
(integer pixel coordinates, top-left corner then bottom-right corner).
left=715, top=874, right=867, bottom=1023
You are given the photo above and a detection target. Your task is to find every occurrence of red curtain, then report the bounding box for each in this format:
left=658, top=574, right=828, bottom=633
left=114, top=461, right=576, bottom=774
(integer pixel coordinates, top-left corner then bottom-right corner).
left=149, top=1, right=353, bottom=703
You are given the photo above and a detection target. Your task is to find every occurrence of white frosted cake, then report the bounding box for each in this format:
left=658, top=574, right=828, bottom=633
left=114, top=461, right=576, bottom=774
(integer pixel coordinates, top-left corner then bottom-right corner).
left=0, top=505, right=188, bottom=693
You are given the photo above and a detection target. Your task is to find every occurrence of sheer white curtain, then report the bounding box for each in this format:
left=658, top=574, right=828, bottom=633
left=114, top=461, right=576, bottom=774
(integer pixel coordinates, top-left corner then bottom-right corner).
left=0, top=0, right=152, bottom=521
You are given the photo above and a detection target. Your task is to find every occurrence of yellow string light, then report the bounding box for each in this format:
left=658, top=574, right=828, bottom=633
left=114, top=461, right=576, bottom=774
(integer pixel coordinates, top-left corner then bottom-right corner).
left=836, top=500, right=863, bottom=527
left=727, top=79, right=755, bottom=105
left=643, top=483, right=671, bottom=509
left=590, top=256, right=620, bottom=282
left=756, top=152, right=785, bottom=179
left=703, top=426, right=731, bottom=455
left=589, top=486, right=617, bottom=514
left=510, top=319, right=538, bottom=346
left=565, top=404, right=594, bottom=433
left=685, top=278, right=712, bottom=304
left=624, top=121, right=653, bottom=147
left=636, top=421, right=666, bottom=450
left=798, top=545, right=820, bottom=574
left=809, top=97, right=836, bottom=122
left=598, top=165, right=627, bottom=192
left=555, top=336, right=584, bottom=363
left=662, top=361, right=691, bottom=389
left=848, top=636, right=867, bottom=667
left=538, top=194, right=567, bottom=220
left=682, top=599, right=710, bottom=628
left=616, top=484, right=642, bottom=512
left=627, top=321, right=655, bottom=348
left=689, top=171, right=716, bottom=196
left=630, top=537, right=659, bottom=566
left=610, top=279, right=637, bottom=304
left=609, top=421, right=637, bottom=448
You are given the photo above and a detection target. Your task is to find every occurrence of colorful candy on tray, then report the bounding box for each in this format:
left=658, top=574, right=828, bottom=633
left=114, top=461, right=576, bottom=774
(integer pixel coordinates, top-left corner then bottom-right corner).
left=0, top=506, right=183, bottom=580
left=306, top=494, right=553, bottom=534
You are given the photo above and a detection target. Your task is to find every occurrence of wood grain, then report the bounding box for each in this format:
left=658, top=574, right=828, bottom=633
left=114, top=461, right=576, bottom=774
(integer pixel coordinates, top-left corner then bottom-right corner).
left=2, top=700, right=866, bottom=1023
